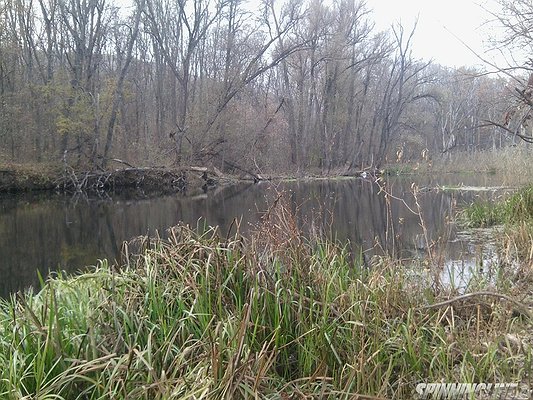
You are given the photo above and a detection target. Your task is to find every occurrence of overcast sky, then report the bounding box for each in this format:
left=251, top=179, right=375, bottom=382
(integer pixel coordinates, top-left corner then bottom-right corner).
left=118, top=0, right=507, bottom=69
left=367, top=0, right=501, bottom=68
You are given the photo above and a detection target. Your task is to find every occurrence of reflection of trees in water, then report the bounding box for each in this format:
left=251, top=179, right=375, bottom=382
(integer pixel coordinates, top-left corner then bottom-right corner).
left=0, top=179, right=487, bottom=297
left=279, top=179, right=459, bottom=260
left=0, top=185, right=268, bottom=296
left=389, top=186, right=454, bottom=258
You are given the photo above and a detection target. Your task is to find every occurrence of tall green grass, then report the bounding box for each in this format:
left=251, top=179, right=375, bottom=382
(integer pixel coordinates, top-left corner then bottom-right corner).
left=0, top=221, right=530, bottom=398
left=461, top=184, right=533, bottom=303
left=461, top=185, right=533, bottom=228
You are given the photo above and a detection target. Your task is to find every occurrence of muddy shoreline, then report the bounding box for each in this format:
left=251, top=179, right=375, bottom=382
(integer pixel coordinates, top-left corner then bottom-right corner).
left=0, top=164, right=379, bottom=196
left=0, top=165, right=237, bottom=196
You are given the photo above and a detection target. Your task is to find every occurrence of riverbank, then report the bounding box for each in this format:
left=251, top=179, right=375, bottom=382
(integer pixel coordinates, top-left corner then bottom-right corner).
left=0, top=163, right=232, bottom=195
left=387, top=147, right=533, bottom=187
left=1, top=203, right=531, bottom=399
left=0, top=163, right=58, bottom=192
left=0, top=162, right=379, bottom=196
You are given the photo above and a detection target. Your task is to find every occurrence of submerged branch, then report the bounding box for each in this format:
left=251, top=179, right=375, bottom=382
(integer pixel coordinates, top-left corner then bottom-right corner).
left=418, top=291, right=532, bottom=320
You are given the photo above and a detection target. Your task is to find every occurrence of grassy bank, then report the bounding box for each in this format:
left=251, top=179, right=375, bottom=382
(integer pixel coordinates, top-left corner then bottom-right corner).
left=0, top=217, right=531, bottom=399
left=429, top=147, right=533, bottom=184
left=461, top=185, right=533, bottom=228
left=462, top=184, right=533, bottom=271
left=385, top=147, right=533, bottom=187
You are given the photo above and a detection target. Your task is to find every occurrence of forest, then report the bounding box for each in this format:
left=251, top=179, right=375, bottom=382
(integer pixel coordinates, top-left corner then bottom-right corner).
left=3, top=1, right=533, bottom=399
left=0, top=0, right=530, bottom=175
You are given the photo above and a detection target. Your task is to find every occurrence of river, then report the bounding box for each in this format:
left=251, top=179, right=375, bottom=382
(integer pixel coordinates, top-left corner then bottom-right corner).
left=0, top=174, right=508, bottom=297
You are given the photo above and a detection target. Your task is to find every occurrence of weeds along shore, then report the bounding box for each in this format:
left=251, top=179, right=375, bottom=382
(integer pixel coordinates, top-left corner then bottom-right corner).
left=0, top=200, right=532, bottom=399
left=462, top=184, right=533, bottom=264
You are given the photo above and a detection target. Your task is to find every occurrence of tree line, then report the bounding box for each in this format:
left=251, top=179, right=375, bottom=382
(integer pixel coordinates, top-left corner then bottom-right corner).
left=0, top=0, right=523, bottom=173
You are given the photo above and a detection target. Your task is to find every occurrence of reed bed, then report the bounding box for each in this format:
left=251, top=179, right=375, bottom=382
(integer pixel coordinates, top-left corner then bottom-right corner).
left=0, top=201, right=531, bottom=399
left=461, top=185, right=533, bottom=229
left=462, top=184, right=533, bottom=291
left=430, top=147, right=533, bottom=182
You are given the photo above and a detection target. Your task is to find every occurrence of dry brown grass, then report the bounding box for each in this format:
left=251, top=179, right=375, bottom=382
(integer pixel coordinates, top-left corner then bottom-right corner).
left=429, top=147, right=533, bottom=185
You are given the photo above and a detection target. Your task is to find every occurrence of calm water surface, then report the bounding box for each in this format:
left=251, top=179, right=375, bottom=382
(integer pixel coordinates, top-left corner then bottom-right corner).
left=0, top=174, right=507, bottom=297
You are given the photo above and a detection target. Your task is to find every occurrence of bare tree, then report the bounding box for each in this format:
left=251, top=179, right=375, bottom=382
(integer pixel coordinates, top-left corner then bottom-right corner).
left=145, top=0, right=228, bottom=164
left=102, top=0, right=143, bottom=166
left=481, top=0, right=533, bottom=144
left=0, top=0, right=513, bottom=173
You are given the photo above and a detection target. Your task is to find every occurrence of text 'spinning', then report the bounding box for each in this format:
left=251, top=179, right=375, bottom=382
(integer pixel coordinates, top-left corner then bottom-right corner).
left=415, top=382, right=523, bottom=399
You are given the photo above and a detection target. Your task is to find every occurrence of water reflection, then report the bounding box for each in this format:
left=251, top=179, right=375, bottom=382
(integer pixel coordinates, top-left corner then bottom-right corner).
left=0, top=176, right=503, bottom=297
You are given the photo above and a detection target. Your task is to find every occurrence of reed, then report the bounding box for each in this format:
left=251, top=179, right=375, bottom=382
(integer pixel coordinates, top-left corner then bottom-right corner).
left=461, top=184, right=533, bottom=293
left=0, top=202, right=530, bottom=399
left=430, top=147, right=533, bottom=182
left=461, top=185, right=533, bottom=228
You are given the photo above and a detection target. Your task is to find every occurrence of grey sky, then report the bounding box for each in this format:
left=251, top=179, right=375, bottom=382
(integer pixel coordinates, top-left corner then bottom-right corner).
left=367, top=0, right=499, bottom=68
left=118, top=0, right=506, bottom=69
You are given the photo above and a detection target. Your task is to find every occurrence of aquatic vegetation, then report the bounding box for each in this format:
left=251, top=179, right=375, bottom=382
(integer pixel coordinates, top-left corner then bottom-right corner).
left=460, top=184, right=533, bottom=289
left=0, top=220, right=530, bottom=399
left=461, top=201, right=506, bottom=228
left=461, top=185, right=533, bottom=228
